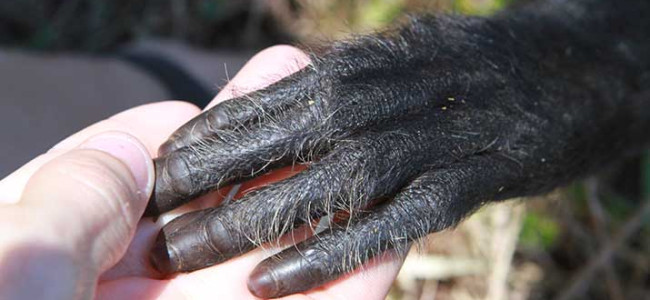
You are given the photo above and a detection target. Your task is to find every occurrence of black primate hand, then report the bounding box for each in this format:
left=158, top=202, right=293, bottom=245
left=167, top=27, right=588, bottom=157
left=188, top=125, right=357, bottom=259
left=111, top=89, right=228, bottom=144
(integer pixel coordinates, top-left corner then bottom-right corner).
left=147, top=0, right=650, bottom=298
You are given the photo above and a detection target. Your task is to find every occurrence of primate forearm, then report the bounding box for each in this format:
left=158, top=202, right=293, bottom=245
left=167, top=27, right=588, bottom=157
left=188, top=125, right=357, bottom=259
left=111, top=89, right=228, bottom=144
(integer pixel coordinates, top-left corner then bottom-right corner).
left=493, top=0, right=650, bottom=190
left=392, top=0, right=650, bottom=192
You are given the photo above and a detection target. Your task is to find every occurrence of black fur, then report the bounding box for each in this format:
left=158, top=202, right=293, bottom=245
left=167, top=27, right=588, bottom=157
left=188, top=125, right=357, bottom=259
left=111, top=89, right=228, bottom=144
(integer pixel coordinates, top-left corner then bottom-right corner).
left=146, top=0, right=650, bottom=298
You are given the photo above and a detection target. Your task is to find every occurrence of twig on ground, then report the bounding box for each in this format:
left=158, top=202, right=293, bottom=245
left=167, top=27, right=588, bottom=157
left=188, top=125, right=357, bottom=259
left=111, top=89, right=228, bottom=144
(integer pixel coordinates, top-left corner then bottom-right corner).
left=584, top=178, right=624, bottom=300
left=555, top=194, right=650, bottom=300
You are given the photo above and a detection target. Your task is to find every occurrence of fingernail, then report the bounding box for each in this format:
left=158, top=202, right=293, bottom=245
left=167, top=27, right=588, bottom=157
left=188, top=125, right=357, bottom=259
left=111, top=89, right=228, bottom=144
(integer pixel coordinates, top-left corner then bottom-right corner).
left=80, top=132, right=153, bottom=200
left=248, top=264, right=280, bottom=298
left=248, top=247, right=335, bottom=298
left=149, top=230, right=178, bottom=275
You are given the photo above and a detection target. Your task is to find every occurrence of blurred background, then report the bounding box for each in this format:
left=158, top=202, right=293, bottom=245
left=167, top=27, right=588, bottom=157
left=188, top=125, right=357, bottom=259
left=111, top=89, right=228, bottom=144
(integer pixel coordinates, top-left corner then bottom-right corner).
left=1, top=0, right=648, bottom=299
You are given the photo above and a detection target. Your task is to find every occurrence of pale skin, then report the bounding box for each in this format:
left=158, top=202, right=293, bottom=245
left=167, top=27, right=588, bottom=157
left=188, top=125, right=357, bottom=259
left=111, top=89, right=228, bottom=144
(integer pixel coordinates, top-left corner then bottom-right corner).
left=0, top=46, right=403, bottom=300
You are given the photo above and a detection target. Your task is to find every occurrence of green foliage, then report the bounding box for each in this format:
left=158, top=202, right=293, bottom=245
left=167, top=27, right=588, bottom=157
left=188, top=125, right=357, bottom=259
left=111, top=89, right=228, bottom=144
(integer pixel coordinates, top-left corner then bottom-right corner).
left=453, top=0, right=514, bottom=16
left=566, top=182, right=588, bottom=217
left=519, top=211, right=560, bottom=249
left=357, top=0, right=405, bottom=29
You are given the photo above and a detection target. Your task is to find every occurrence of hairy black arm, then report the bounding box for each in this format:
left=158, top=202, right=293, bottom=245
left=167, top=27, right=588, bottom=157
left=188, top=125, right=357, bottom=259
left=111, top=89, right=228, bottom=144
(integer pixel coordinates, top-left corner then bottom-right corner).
left=145, top=0, right=650, bottom=298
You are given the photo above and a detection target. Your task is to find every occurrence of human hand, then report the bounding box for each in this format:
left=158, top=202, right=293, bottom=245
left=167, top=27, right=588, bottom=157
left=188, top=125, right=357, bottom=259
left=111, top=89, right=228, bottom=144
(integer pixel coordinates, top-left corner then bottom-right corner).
left=0, top=131, right=154, bottom=299
left=0, top=45, right=403, bottom=300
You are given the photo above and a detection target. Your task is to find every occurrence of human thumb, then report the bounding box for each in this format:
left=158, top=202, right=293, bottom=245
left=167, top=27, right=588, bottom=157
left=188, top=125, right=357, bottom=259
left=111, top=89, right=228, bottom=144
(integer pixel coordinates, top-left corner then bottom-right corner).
left=0, top=131, right=153, bottom=300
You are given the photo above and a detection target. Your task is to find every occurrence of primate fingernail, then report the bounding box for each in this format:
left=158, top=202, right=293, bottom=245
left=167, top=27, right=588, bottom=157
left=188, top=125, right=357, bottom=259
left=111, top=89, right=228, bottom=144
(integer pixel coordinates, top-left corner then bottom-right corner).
left=149, top=209, right=256, bottom=274
left=149, top=210, right=212, bottom=274
left=158, top=138, right=182, bottom=157
left=205, top=107, right=229, bottom=132
left=158, top=107, right=229, bottom=156
left=248, top=265, right=280, bottom=298
left=149, top=231, right=178, bottom=275
left=145, top=154, right=194, bottom=216
left=248, top=248, right=335, bottom=298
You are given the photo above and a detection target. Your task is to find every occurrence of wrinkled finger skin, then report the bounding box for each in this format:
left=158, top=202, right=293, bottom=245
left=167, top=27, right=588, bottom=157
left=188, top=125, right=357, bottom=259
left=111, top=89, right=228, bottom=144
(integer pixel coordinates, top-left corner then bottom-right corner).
left=149, top=0, right=650, bottom=298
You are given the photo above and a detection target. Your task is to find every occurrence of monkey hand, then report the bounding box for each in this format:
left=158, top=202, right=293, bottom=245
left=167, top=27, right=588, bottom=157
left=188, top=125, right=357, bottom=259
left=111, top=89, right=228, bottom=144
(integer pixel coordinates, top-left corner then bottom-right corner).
left=146, top=1, right=650, bottom=298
